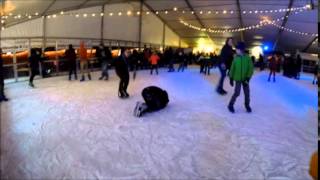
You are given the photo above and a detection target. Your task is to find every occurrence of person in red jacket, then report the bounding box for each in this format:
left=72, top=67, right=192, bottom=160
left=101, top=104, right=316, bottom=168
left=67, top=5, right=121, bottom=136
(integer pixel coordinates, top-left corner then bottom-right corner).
left=79, top=41, right=91, bottom=82
left=149, top=52, right=160, bottom=75
left=268, top=54, right=280, bottom=82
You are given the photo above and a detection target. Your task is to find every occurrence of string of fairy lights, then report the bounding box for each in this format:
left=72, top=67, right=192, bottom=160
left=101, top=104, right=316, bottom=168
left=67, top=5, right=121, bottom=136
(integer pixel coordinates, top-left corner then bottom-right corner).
left=0, top=4, right=311, bottom=21
left=179, top=7, right=318, bottom=37
left=0, top=3, right=314, bottom=34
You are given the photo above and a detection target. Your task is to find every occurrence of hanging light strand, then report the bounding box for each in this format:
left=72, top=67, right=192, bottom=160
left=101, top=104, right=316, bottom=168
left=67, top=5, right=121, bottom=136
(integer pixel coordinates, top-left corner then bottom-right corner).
left=179, top=8, right=317, bottom=37
left=0, top=4, right=312, bottom=19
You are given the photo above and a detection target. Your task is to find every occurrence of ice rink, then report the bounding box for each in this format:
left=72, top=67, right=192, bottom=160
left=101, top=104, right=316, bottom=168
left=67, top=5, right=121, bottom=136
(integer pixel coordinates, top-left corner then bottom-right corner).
left=1, top=67, right=318, bottom=179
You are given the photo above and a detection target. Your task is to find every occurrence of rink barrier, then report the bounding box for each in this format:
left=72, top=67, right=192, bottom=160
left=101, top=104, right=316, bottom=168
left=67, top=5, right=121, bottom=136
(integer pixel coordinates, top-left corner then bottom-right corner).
left=2, top=57, right=103, bottom=84
left=1, top=36, right=182, bottom=84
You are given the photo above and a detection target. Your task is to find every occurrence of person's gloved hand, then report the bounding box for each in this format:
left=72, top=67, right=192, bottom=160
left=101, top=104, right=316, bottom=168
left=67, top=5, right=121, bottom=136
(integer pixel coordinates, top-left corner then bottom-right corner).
left=244, top=78, right=250, bottom=85
left=230, top=78, right=234, bottom=87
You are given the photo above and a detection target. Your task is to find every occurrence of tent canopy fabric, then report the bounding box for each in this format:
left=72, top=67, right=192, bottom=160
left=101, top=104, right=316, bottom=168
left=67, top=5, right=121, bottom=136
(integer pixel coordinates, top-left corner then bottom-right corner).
left=0, top=0, right=318, bottom=53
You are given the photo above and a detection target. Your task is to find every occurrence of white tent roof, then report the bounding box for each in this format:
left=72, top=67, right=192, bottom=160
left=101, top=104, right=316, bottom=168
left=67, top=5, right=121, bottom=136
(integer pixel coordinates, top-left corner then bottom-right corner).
left=0, top=0, right=318, bottom=53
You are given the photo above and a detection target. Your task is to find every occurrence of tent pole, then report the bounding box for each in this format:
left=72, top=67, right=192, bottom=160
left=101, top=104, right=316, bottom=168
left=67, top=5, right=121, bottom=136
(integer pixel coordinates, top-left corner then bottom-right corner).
left=42, top=16, right=47, bottom=52
left=100, top=5, right=105, bottom=44
left=162, top=23, right=166, bottom=50
left=138, top=0, right=143, bottom=51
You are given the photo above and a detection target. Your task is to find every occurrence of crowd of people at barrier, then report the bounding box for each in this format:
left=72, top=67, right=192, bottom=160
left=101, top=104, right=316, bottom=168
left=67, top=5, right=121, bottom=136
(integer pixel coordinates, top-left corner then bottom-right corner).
left=0, top=40, right=318, bottom=106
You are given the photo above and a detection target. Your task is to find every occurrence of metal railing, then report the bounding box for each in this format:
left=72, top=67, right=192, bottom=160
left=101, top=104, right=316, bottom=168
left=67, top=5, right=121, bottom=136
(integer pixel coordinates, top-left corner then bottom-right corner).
left=1, top=36, right=182, bottom=84
left=3, top=57, right=102, bottom=84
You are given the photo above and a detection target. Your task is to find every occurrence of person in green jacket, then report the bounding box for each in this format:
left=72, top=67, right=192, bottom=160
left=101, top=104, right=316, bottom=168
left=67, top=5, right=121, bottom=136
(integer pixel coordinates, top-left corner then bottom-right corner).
left=228, top=42, right=254, bottom=113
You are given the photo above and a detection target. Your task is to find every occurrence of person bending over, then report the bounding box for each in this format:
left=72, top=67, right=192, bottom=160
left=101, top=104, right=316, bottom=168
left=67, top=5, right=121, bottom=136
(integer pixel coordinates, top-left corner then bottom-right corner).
left=228, top=42, right=254, bottom=113
left=115, top=48, right=130, bottom=98
left=134, top=86, right=169, bottom=117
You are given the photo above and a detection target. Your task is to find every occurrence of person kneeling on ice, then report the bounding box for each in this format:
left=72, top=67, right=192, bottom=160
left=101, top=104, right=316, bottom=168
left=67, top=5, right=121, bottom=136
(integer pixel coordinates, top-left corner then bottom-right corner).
left=228, top=42, right=254, bottom=113
left=134, top=86, right=169, bottom=117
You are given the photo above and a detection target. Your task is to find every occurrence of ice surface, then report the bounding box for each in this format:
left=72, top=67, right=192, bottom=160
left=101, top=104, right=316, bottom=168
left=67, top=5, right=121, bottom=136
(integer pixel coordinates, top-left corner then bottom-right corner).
left=0, top=67, right=317, bottom=179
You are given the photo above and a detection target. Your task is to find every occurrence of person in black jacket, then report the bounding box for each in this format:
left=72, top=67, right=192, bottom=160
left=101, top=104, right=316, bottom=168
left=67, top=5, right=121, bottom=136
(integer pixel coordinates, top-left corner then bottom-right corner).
left=295, top=54, right=302, bottom=80
left=258, top=54, right=265, bottom=71
left=29, top=49, right=41, bottom=88
left=217, top=37, right=234, bottom=95
left=65, top=44, right=77, bottom=80
left=130, top=49, right=140, bottom=80
left=115, top=48, right=130, bottom=98
left=177, top=49, right=186, bottom=72
left=313, top=63, right=318, bottom=85
left=134, top=86, right=169, bottom=117
left=166, top=47, right=175, bottom=72
left=98, top=44, right=112, bottom=80
left=0, top=48, right=9, bottom=102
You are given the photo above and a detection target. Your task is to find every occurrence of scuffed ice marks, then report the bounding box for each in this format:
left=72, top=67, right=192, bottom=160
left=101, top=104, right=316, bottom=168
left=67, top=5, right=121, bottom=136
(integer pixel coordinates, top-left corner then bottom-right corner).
left=0, top=69, right=317, bottom=179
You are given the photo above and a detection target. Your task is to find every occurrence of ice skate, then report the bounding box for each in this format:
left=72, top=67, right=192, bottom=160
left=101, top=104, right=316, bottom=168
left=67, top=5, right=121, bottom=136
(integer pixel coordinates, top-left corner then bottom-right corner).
left=228, top=105, right=235, bottom=113
left=124, top=91, right=130, bottom=98
left=80, top=76, right=85, bottom=82
left=0, top=96, right=8, bottom=102
left=29, top=82, right=35, bottom=88
left=245, top=105, right=252, bottom=113
left=134, top=101, right=148, bottom=117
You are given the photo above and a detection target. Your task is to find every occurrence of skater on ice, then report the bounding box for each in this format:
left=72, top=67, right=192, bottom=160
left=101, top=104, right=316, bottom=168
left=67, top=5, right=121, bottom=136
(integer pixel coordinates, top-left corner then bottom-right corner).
left=115, top=48, right=130, bottom=98
left=177, top=49, right=186, bottom=72
left=228, top=42, right=254, bottom=113
left=0, top=48, right=8, bottom=102
left=217, top=37, right=234, bottom=95
left=134, top=86, right=169, bottom=117
left=65, top=44, right=78, bottom=81
left=268, top=53, right=280, bottom=82
left=79, top=41, right=91, bottom=82
left=28, top=49, right=42, bottom=88
left=312, top=63, right=318, bottom=85
left=98, top=44, right=112, bottom=81
left=149, top=51, right=160, bottom=75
